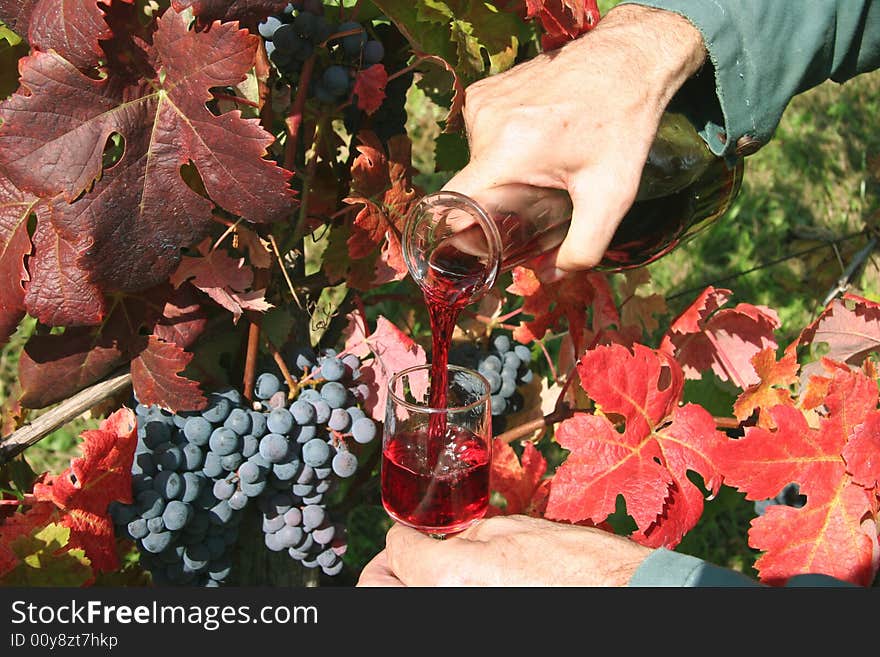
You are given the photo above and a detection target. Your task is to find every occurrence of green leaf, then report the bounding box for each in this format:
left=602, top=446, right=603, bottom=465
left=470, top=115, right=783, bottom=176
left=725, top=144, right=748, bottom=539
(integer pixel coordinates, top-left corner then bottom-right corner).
left=373, top=0, right=522, bottom=83
left=433, top=131, right=469, bottom=171
left=3, top=523, right=93, bottom=587
left=0, top=23, right=22, bottom=47
left=261, top=306, right=297, bottom=350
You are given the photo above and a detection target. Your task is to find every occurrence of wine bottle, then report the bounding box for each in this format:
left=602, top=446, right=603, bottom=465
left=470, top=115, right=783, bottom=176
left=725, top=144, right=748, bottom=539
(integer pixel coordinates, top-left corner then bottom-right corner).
left=402, top=110, right=744, bottom=304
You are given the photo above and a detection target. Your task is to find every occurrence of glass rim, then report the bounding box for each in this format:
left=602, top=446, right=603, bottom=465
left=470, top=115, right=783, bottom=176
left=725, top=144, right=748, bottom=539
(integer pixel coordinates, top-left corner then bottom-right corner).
left=401, top=190, right=502, bottom=304
left=387, top=363, right=491, bottom=414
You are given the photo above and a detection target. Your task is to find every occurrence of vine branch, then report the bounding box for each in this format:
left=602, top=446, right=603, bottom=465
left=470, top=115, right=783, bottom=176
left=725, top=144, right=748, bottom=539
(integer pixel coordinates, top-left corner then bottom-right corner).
left=0, top=370, right=133, bottom=466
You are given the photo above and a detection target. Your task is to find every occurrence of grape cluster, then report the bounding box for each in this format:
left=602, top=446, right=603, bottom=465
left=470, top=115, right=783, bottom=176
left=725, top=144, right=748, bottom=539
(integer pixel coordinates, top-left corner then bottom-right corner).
left=110, top=348, right=378, bottom=585
left=448, top=332, right=536, bottom=434
left=259, top=2, right=385, bottom=105
left=754, top=482, right=806, bottom=516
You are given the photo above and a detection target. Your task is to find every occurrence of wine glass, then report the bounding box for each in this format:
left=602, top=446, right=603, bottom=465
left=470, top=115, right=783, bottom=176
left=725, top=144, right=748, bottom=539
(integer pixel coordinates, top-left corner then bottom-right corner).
left=381, top=364, right=493, bottom=538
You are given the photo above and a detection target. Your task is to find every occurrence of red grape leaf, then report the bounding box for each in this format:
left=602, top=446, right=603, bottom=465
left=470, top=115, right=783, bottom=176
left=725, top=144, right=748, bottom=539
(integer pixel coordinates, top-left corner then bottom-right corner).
left=0, top=0, right=41, bottom=38
left=489, top=438, right=550, bottom=516
left=25, top=204, right=106, bottom=326
left=0, top=176, right=36, bottom=343
left=171, top=0, right=289, bottom=27
left=732, top=343, right=799, bottom=425
left=546, top=343, right=726, bottom=548
left=343, top=131, right=419, bottom=272
left=153, top=283, right=209, bottom=349
left=0, top=8, right=295, bottom=293
left=716, top=366, right=880, bottom=586
left=32, top=407, right=137, bottom=573
left=355, top=316, right=428, bottom=422
left=525, top=0, right=600, bottom=50
left=797, top=294, right=880, bottom=382
left=354, top=64, right=388, bottom=115
left=18, top=328, right=127, bottom=409
left=27, top=0, right=119, bottom=70
left=130, top=335, right=206, bottom=411
left=17, top=286, right=178, bottom=408
left=170, top=237, right=271, bottom=322
left=660, top=286, right=780, bottom=389
left=844, top=413, right=880, bottom=490
left=234, top=224, right=273, bottom=269
left=506, top=266, right=607, bottom=353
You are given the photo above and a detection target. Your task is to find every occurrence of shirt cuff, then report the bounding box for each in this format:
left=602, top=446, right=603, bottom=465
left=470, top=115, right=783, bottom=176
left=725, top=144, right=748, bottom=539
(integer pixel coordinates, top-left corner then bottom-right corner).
left=628, top=548, right=761, bottom=587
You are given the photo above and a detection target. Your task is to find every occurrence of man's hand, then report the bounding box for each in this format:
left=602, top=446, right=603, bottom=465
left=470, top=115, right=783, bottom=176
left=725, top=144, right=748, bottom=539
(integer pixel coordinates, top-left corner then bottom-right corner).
left=356, top=515, right=653, bottom=587
left=443, top=4, right=706, bottom=273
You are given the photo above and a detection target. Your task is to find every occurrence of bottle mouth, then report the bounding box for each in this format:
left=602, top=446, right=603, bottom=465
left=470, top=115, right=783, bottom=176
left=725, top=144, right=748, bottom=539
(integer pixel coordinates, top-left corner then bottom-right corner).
left=402, top=191, right=503, bottom=305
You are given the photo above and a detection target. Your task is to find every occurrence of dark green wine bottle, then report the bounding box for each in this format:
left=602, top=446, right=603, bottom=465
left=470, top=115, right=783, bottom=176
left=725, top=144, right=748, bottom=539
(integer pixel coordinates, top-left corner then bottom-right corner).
left=403, top=111, right=744, bottom=303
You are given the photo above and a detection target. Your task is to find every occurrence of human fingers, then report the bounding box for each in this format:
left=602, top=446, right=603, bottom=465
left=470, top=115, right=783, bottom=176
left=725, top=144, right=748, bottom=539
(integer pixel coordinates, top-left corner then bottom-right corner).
left=553, top=165, right=641, bottom=272
left=384, top=522, right=482, bottom=586
left=356, top=550, right=406, bottom=587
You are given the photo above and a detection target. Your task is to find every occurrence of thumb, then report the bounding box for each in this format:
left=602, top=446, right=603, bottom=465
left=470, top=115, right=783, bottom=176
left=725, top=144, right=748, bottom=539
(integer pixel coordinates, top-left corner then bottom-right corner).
left=554, top=168, right=640, bottom=272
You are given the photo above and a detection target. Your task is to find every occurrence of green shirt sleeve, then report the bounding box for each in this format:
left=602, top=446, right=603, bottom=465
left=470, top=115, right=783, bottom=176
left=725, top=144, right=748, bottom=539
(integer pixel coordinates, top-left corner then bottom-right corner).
left=617, top=0, right=880, bottom=158
left=627, top=548, right=860, bottom=587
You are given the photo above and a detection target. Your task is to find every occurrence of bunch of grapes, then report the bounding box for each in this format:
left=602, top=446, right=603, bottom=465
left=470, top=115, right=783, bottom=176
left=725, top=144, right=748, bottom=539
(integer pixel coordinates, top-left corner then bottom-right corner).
left=110, top=348, right=378, bottom=585
left=258, top=1, right=385, bottom=105
left=448, top=332, right=536, bottom=434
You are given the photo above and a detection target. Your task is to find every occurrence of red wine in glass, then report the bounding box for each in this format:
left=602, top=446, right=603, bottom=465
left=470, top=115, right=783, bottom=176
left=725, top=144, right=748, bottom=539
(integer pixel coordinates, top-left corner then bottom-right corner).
left=382, top=424, right=490, bottom=535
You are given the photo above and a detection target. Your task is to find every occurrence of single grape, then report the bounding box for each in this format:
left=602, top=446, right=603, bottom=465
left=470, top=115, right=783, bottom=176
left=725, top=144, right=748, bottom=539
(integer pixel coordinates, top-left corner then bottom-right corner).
left=322, top=559, right=344, bottom=576
left=224, top=407, right=252, bottom=435
left=263, top=513, right=286, bottom=533
left=289, top=400, right=317, bottom=425
left=331, top=450, right=358, bottom=478
left=220, top=452, right=244, bottom=472
left=141, top=531, right=173, bottom=554
left=201, top=395, right=232, bottom=424
left=363, top=40, right=384, bottom=65
left=183, top=416, right=212, bottom=446
left=180, top=472, right=204, bottom=503
left=213, top=478, right=236, bottom=501
left=493, top=334, right=511, bottom=353
left=228, top=490, right=249, bottom=511
left=272, top=458, right=301, bottom=482
left=264, top=407, right=293, bottom=435
left=327, top=407, right=351, bottom=432
left=127, top=518, right=149, bottom=540
left=153, top=470, right=184, bottom=501
left=238, top=460, right=264, bottom=484
left=277, top=524, right=304, bottom=549
left=181, top=443, right=205, bottom=471
left=259, top=432, right=290, bottom=463
left=209, top=427, right=241, bottom=456
left=283, top=507, right=302, bottom=526
left=316, top=548, right=339, bottom=568
left=302, top=438, right=331, bottom=467
left=312, top=399, right=332, bottom=424
left=241, top=434, right=260, bottom=458
left=258, top=15, right=283, bottom=39
left=163, top=500, right=193, bottom=531
left=311, top=523, right=335, bottom=545
left=351, top=416, right=378, bottom=444
left=320, top=381, right=348, bottom=409
left=302, top=504, right=325, bottom=530
left=202, top=451, right=224, bottom=478
left=337, top=20, right=366, bottom=56
left=319, top=355, right=346, bottom=381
